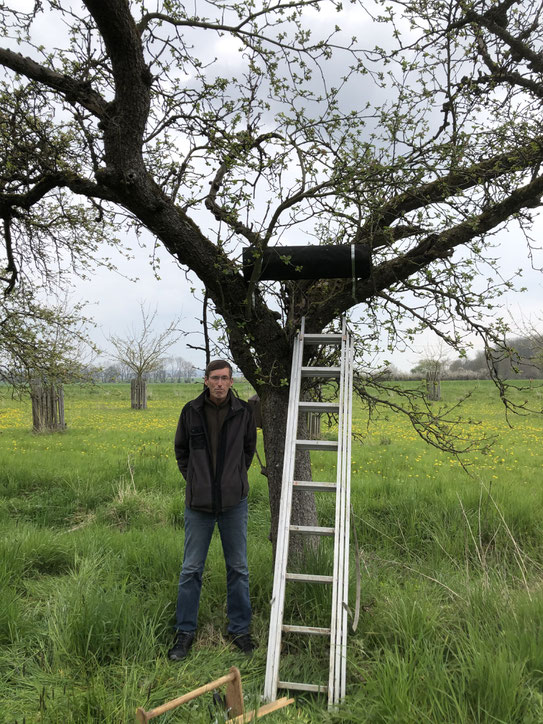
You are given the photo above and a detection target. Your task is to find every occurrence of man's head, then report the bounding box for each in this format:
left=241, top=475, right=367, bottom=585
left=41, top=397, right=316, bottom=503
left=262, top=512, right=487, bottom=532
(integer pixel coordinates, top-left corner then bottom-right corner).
left=204, top=360, right=233, bottom=404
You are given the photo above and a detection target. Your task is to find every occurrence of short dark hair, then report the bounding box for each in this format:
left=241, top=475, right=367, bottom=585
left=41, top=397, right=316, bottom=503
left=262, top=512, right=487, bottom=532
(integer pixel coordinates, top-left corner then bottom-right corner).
left=205, top=359, right=233, bottom=378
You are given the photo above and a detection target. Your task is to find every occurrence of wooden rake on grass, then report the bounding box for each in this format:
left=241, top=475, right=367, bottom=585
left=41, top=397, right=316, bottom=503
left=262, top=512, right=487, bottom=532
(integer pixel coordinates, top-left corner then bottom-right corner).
left=135, top=666, right=293, bottom=723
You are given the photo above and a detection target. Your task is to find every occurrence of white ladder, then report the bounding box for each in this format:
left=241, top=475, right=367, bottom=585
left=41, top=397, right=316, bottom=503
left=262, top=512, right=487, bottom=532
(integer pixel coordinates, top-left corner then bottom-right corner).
left=264, top=317, right=354, bottom=709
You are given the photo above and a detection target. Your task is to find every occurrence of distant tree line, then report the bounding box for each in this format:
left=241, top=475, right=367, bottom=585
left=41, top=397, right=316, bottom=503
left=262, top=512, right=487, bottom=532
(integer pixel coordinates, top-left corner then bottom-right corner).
left=402, top=336, right=543, bottom=382
left=86, top=356, right=198, bottom=384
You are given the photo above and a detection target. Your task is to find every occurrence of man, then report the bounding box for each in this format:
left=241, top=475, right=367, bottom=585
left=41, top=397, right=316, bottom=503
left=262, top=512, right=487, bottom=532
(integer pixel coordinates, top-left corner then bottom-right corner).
left=168, top=360, right=257, bottom=661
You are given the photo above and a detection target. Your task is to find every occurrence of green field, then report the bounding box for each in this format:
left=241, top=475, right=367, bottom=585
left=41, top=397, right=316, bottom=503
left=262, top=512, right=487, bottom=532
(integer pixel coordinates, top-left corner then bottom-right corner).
left=1, top=381, right=543, bottom=722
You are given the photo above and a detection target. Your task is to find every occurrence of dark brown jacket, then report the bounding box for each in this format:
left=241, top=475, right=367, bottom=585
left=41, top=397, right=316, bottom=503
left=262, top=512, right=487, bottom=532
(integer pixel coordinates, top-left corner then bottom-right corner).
left=174, top=389, right=256, bottom=513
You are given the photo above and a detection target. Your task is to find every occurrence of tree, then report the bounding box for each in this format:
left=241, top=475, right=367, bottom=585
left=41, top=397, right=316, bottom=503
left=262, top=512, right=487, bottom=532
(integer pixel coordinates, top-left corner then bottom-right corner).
left=2, top=0, right=543, bottom=541
left=449, top=352, right=489, bottom=380
left=1, top=287, right=92, bottom=385
left=173, top=356, right=196, bottom=383
left=448, top=334, right=543, bottom=379
left=107, top=303, right=182, bottom=408
left=0, top=286, right=96, bottom=429
left=411, top=346, right=450, bottom=400
left=100, top=363, right=124, bottom=383
left=493, top=334, right=542, bottom=379
left=522, top=320, right=543, bottom=375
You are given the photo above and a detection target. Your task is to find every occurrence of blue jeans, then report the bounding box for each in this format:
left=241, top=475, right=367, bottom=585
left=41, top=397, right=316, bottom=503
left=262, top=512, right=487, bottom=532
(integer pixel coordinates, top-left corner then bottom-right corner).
left=175, top=498, right=251, bottom=635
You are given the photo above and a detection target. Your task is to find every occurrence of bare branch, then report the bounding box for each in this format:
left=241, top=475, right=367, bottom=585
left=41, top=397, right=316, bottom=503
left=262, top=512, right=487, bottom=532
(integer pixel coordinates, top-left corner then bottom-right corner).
left=107, top=302, right=183, bottom=379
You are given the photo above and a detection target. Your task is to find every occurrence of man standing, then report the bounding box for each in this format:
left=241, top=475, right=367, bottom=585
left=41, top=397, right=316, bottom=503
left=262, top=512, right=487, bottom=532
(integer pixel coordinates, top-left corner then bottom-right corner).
left=168, top=360, right=257, bottom=661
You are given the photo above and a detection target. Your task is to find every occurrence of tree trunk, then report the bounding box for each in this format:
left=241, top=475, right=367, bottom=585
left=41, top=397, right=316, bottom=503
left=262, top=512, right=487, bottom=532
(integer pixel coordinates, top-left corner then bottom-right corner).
left=259, top=385, right=318, bottom=557
left=30, top=382, right=66, bottom=432
left=131, top=377, right=147, bottom=409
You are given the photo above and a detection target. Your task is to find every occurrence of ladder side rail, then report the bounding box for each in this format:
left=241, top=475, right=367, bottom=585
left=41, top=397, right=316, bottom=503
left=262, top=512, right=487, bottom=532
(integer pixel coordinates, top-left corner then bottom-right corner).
left=263, top=326, right=305, bottom=702
left=334, top=332, right=353, bottom=706
left=336, top=327, right=351, bottom=707
left=339, top=338, right=354, bottom=701
left=330, top=322, right=353, bottom=708
left=332, top=329, right=347, bottom=707
left=328, top=321, right=349, bottom=706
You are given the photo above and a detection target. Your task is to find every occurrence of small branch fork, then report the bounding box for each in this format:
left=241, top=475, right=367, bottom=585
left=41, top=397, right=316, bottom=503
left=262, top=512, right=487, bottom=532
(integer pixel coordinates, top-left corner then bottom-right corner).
left=136, top=0, right=356, bottom=56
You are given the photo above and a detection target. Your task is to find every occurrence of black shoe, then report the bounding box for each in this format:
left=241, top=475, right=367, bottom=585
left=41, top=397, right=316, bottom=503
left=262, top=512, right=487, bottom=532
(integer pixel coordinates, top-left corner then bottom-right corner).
left=168, top=631, right=195, bottom=661
left=230, top=632, right=255, bottom=655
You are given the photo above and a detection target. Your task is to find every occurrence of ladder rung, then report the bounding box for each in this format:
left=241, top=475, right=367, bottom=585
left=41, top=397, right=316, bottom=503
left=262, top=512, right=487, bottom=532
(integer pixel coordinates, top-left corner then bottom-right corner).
left=290, top=525, right=334, bottom=536
left=296, top=439, right=338, bottom=451
left=285, top=573, right=334, bottom=584
left=278, top=681, right=326, bottom=693
left=293, top=481, right=337, bottom=492
left=298, top=401, right=339, bottom=413
left=301, top=366, right=340, bottom=378
left=282, top=624, right=331, bottom=636
left=302, top=333, right=343, bottom=345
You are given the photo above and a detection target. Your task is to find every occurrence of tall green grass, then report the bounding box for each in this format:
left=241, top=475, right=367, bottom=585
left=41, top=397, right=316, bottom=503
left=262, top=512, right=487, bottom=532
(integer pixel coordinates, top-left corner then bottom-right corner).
left=1, top=380, right=543, bottom=721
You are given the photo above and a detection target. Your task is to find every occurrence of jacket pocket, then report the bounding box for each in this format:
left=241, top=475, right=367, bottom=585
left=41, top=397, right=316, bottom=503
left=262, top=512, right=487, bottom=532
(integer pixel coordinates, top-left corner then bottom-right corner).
left=240, top=463, right=249, bottom=500
left=190, top=426, right=206, bottom=450
left=243, top=475, right=249, bottom=499
left=186, top=450, right=213, bottom=510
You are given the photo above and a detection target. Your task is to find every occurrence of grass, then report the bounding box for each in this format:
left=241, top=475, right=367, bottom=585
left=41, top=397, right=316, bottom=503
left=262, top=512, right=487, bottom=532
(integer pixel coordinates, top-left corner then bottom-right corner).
left=1, top=380, right=543, bottom=722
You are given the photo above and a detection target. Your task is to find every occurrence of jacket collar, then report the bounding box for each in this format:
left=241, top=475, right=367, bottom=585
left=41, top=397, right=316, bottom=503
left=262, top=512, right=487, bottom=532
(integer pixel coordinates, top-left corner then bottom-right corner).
left=191, top=388, right=243, bottom=413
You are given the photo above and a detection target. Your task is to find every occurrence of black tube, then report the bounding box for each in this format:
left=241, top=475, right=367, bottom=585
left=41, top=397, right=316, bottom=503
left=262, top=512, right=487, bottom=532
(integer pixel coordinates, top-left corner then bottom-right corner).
left=243, top=244, right=371, bottom=281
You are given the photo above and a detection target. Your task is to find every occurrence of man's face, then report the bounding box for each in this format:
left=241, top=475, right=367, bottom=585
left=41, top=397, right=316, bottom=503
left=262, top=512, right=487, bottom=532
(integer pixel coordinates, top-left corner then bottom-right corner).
left=205, top=367, right=233, bottom=404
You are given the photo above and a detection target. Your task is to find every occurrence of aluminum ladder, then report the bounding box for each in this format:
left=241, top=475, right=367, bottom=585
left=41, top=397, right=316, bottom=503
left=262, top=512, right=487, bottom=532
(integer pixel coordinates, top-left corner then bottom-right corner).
left=264, top=317, right=354, bottom=709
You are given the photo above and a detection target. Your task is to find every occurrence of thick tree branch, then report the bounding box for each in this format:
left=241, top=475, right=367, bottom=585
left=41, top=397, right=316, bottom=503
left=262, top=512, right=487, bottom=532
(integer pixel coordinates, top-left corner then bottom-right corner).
left=1, top=213, right=17, bottom=294
left=360, top=139, right=543, bottom=245
left=0, top=172, right=119, bottom=211
left=306, top=171, right=543, bottom=331
left=83, top=0, right=151, bottom=166
left=464, top=4, right=543, bottom=75
left=0, top=47, right=107, bottom=117
left=385, top=180, right=540, bottom=280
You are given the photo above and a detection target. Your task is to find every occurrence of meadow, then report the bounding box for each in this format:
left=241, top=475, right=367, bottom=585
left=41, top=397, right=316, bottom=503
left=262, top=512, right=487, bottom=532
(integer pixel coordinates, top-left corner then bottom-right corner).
left=1, top=379, right=543, bottom=723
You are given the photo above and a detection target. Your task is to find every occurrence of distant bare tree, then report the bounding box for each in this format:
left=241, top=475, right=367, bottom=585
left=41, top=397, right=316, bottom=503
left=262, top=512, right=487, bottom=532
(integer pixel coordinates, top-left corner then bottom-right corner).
left=176, top=357, right=196, bottom=382
left=100, top=364, right=123, bottom=383
left=161, top=355, right=196, bottom=382
left=107, top=304, right=181, bottom=408
left=509, top=315, right=543, bottom=378
left=411, top=346, right=450, bottom=401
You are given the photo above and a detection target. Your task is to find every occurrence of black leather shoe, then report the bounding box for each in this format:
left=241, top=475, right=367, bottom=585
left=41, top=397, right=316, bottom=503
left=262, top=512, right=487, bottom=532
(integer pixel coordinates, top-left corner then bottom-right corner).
left=168, top=631, right=195, bottom=661
left=230, top=633, right=255, bottom=655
